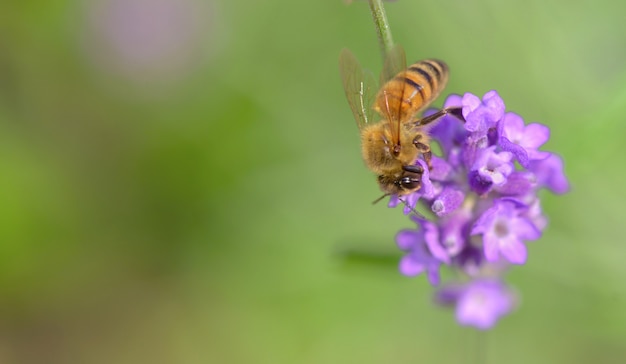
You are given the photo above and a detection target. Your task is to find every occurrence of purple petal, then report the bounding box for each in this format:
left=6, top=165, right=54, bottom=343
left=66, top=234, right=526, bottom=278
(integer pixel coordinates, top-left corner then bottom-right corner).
left=387, top=194, right=400, bottom=208
left=423, top=221, right=449, bottom=264
left=462, top=91, right=505, bottom=133
left=468, top=170, right=493, bottom=195
left=456, top=280, right=514, bottom=330
left=499, top=136, right=529, bottom=167
left=440, top=212, right=469, bottom=256
left=429, top=156, right=453, bottom=181
left=401, top=192, right=422, bottom=215
left=399, top=255, right=425, bottom=276
left=499, top=236, right=527, bottom=264
left=525, top=199, right=547, bottom=232
left=528, top=153, right=570, bottom=194
left=521, top=123, right=550, bottom=150
left=397, top=219, right=443, bottom=284
left=461, top=93, right=481, bottom=119
left=457, top=298, right=498, bottom=330
left=495, top=171, right=535, bottom=196
left=478, top=167, right=506, bottom=185
left=528, top=149, right=551, bottom=161
left=510, top=217, right=541, bottom=241
left=462, top=133, right=489, bottom=169
left=469, top=147, right=513, bottom=194
left=471, top=204, right=499, bottom=235
left=443, top=94, right=463, bottom=109
left=472, top=200, right=537, bottom=264
left=430, top=94, right=467, bottom=155
left=498, top=113, right=551, bottom=167
left=471, top=146, right=509, bottom=171
left=482, top=91, right=506, bottom=117
left=496, top=197, right=528, bottom=210
left=500, top=112, right=525, bottom=140
left=417, top=159, right=435, bottom=199
left=482, top=232, right=501, bottom=262
left=396, top=230, right=420, bottom=251
left=427, top=268, right=441, bottom=286
left=489, top=149, right=513, bottom=168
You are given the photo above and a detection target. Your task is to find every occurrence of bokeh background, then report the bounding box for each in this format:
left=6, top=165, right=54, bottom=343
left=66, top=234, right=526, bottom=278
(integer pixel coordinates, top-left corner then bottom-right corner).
left=0, top=0, right=625, bottom=363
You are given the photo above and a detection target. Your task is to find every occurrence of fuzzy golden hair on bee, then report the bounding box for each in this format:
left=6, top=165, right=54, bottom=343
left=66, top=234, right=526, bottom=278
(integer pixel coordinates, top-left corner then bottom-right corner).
left=339, top=45, right=462, bottom=196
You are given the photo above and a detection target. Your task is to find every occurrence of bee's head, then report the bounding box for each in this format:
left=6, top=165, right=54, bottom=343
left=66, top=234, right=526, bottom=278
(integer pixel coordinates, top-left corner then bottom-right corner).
left=377, top=164, right=423, bottom=196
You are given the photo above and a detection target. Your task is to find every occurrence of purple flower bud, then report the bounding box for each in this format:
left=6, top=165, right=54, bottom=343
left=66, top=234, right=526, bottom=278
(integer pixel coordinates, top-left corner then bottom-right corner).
left=431, top=186, right=465, bottom=217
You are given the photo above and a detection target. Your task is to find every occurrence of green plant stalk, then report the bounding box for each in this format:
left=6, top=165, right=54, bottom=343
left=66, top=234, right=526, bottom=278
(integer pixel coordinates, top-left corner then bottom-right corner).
left=368, top=0, right=394, bottom=59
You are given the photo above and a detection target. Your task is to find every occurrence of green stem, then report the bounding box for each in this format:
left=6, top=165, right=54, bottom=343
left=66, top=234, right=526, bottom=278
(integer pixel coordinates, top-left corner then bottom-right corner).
left=475, top=330, right=487, bottom=364
left=368, top=0, right=394, bottom=60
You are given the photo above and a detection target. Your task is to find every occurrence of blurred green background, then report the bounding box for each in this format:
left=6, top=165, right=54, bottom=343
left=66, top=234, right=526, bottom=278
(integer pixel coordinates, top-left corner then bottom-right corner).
left=0, top=0, right=625, bottom=363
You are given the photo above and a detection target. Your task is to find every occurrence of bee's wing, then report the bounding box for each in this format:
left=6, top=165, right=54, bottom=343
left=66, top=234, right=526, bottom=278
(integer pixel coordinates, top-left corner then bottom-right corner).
left=379, top=44, right=407, bottom=146
left=379, top=44, right=407, bottom=85
left=339, top=48, right=377, bottom=131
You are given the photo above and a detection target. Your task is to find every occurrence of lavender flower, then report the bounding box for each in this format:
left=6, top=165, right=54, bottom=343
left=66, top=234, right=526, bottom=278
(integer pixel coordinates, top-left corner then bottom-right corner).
left=471, top=199, right=540, bottom=264
left=393, top=90, right=568, bottom=329
left=436, top=280, right=516, bottom=330
left=396, top=221, right=443, bottom=285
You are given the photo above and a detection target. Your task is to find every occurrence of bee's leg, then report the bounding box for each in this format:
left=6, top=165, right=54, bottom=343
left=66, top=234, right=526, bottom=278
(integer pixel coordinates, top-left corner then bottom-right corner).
left=447, top=107, right=465, bottom=122
left=402, top=164, right=424, bottom=175
left=412, top=136, right=432, bottom=170
left=423, top=151, right=433, bottom=170
left=415, top=106, right=465, bottom=127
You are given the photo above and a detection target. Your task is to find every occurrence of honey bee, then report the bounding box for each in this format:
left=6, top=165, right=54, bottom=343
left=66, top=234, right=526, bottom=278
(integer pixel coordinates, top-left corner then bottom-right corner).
left=339, top=45, right=463, bottom=197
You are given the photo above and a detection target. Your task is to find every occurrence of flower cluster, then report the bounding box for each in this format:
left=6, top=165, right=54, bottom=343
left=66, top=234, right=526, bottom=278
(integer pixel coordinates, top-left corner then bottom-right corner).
left=390, top=91, right=569, bottom=330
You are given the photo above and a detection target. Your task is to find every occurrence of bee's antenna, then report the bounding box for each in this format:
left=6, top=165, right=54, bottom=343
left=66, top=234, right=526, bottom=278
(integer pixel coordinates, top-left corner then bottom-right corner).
left=398, top=198, right=427, bottom=220
left=372, top=193, right=390, bottom=205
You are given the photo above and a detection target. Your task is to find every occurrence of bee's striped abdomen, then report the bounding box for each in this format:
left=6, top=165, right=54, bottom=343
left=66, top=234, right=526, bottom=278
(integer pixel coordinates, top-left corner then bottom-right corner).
left=374, top=59, right=449, bottom=122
